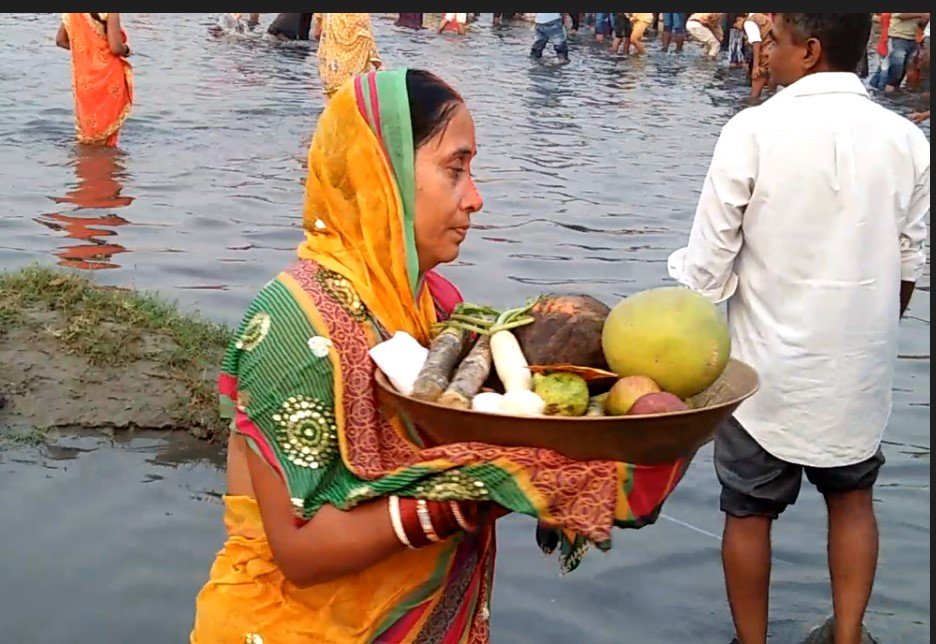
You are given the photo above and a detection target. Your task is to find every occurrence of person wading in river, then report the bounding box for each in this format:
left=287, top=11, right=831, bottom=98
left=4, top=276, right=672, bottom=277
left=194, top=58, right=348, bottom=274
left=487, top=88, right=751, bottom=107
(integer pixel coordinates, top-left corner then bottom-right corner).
left=55, top=13, right=133, bottom=147
left=669, top=13, right=929, bottom=644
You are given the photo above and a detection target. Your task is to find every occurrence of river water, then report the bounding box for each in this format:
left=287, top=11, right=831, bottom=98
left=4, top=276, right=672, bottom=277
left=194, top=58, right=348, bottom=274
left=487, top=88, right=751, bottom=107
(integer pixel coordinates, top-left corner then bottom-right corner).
left=0, top=13, right=929, bottom=643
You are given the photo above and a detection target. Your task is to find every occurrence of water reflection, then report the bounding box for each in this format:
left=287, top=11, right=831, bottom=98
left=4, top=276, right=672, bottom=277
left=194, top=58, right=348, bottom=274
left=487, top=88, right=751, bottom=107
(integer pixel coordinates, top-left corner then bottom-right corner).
left=37, top=146, right=134, bottom=270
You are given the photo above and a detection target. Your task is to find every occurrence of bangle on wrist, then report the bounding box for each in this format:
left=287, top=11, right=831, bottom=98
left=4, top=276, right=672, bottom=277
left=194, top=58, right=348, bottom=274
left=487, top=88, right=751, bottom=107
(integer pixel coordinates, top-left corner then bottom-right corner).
left=388, top=496, right=413, bottom=549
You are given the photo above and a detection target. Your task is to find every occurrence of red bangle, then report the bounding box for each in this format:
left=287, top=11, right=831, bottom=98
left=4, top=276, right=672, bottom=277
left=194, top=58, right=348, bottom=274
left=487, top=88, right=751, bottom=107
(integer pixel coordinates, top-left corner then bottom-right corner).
left=398, top=498, right=432, bottom=548
left=389, top=497, right=480, bottom=549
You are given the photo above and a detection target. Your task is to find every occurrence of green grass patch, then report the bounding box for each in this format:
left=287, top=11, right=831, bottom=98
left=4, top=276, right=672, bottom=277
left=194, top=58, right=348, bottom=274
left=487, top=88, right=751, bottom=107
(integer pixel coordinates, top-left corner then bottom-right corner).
left=0, top=265, right=233, bottom=438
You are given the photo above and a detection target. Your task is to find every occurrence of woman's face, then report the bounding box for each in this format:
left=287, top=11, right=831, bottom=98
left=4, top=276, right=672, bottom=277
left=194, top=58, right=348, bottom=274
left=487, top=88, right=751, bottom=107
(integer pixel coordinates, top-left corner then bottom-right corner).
left=413, top=103, right=483, bottom=274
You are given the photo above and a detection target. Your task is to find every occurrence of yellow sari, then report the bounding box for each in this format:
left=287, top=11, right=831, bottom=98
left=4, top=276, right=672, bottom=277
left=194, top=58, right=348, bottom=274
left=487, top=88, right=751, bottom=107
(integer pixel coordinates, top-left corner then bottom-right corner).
left=191, top=69, right=689, bottom=642
left=316, top=13, right=382, bottom=98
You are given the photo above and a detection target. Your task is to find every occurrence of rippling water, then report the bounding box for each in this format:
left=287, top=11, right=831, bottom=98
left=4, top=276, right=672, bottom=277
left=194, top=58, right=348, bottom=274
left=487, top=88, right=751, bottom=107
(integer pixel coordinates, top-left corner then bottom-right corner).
left=0, top=13, right=930, bottom=643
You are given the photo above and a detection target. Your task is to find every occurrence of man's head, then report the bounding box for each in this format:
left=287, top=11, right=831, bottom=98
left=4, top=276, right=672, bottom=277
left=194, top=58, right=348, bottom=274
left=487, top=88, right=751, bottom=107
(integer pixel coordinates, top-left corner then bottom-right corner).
left=733, top=13, right=749, bottom=30
left=769, top=13, right=872, bottom=86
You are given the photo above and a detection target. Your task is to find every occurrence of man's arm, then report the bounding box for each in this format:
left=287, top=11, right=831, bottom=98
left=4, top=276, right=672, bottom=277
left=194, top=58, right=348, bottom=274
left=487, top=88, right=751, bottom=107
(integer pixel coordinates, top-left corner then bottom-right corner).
left=894, top=13, right=929, bottom=20
left=671, top=117, right=756, bottom=302
left=898, top=159, right=929, bottom=318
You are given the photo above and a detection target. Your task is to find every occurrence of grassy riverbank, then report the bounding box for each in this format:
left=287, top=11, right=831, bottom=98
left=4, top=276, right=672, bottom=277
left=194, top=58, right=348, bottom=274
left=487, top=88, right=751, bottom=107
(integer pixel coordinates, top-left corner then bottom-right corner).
left=0, top=266, right=231, bottom=442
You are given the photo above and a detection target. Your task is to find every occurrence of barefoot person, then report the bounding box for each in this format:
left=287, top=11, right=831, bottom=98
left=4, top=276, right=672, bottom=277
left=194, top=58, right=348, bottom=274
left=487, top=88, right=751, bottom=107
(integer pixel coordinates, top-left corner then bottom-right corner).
left=625, top=13, right=654, bottom=55
left=190, top=68, right=688, bottom=642
left=687, top=13, right=725, bottom=59
left=669, top=14, right=929, bottom=644
left=738, top=12, right=777, bottom=101
left=55, top=13, right=133, bottom=147
left=660, top=12, right=688, bottom=52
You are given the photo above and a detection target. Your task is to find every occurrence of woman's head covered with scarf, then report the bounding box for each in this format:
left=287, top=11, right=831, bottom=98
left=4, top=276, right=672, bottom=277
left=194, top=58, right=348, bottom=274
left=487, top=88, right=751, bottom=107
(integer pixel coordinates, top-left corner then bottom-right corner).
left=298, top=69, right=483, bottom=343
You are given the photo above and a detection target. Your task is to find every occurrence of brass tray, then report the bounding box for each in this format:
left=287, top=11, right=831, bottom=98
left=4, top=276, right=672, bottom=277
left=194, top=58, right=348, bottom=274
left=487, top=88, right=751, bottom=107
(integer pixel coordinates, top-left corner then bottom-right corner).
left=375, top=358, right=759, bottom=464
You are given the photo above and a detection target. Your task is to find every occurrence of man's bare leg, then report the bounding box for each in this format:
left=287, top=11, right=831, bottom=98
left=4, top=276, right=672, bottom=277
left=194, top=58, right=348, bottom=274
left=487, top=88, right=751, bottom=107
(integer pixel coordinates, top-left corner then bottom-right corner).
left=661, top=30, right=672, bottom=51
left=750, top=77, right=768, bottom=101
left=675, top=32, right=686, bottom=52
left=826, top=489, right=878, bottom=644
left=723, top=515, right=772, bottom=644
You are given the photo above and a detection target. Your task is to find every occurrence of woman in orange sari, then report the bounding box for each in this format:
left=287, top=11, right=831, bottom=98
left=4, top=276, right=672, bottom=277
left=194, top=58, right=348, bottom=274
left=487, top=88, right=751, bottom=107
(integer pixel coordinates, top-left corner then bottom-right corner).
left=56, top=13, right=133, bottom=147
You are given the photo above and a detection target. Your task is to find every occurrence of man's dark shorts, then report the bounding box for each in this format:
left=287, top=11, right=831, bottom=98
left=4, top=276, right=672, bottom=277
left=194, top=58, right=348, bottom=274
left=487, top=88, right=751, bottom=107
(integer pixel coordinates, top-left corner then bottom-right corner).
left=714, top=416, right=885, bottom=519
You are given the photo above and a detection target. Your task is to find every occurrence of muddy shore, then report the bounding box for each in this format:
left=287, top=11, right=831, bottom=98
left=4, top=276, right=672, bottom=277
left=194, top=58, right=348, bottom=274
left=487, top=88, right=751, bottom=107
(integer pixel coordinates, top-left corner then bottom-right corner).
left=0, top=266, right=230, bottom=443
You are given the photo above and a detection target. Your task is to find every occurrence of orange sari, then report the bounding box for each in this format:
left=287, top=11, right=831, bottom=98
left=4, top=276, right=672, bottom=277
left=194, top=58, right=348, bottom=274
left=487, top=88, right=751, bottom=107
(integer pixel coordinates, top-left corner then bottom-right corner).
left=62, top=13, right=133, bottom=147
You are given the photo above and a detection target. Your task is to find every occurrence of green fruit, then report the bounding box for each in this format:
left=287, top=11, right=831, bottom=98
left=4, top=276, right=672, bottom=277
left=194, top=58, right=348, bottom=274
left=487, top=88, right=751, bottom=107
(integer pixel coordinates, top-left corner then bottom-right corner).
left=601, top=287, right=730, bottom=399
left=533, top=373, right=590, bottom=417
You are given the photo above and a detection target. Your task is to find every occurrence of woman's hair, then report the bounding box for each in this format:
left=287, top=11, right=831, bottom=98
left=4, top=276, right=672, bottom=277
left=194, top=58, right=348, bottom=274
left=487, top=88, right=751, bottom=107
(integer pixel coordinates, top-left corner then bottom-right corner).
left=406, top=69, right=464, bottom=149
left=776, top=13, right=873, bottom=72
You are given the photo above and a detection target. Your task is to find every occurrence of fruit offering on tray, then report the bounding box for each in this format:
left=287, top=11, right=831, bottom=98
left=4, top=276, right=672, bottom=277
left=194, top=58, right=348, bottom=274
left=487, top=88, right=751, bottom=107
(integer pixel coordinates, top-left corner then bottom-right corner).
left=369, top=286, right=732, bottom=419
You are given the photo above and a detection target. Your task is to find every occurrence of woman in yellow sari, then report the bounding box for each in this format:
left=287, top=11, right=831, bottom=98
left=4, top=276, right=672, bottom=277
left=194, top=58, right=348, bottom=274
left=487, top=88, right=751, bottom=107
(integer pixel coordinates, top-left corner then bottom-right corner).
left=314, top=13, right=382, bottom=99
left=56, top=13, right=133, bottom=147
left=190, top=68, right=690, bottom=643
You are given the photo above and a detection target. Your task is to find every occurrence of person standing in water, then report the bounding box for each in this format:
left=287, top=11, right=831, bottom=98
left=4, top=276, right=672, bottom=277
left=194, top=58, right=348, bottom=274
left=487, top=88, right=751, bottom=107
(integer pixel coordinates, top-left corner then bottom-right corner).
left=669, top=13, right=929, bottom=644
left=314, top=13, right=382, bottom=100
left=438, top=13, right=468, bottom=34
left=738, top=13, right=777, bottom=101
left=395, top=13, right=424, bottom=30
left=55, top=13, right=133, bottom=147
left=267, top=13, right=314, bottom=40
left=531, top=13, right=570, bottom=63
left=660, top=12, right=688, bottom=52
left=625, top=13, right=654, bottom=55
left=686, top=13, right=725, bottom=59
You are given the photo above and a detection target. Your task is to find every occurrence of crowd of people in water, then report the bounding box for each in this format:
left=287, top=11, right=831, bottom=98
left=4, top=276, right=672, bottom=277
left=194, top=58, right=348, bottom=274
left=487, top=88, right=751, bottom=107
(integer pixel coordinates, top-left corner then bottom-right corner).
left=55, top=12, right=931, bottom=149
left=48, top=12, right=931, bottom=644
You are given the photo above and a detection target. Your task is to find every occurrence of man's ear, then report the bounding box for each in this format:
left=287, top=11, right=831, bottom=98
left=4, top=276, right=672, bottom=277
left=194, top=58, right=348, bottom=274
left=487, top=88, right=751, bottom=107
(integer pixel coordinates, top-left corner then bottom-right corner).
left=803, top=36, right=823, bottom=71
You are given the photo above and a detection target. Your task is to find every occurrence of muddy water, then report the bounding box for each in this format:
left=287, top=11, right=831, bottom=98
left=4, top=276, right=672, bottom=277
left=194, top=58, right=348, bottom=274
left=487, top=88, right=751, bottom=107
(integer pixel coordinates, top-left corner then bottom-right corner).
left=0, top=13, right=929, bottom=643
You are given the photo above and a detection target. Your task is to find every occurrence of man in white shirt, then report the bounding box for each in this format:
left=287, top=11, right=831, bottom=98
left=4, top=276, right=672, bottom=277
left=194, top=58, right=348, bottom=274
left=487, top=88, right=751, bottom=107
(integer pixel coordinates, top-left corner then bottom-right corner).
left=668, top=14, right=929, bottom=644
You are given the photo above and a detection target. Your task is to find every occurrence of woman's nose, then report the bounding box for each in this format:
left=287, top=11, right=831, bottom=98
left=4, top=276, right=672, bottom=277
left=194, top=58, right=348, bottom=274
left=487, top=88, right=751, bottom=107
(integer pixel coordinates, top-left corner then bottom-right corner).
left=463, top=177, right=483, bottom=213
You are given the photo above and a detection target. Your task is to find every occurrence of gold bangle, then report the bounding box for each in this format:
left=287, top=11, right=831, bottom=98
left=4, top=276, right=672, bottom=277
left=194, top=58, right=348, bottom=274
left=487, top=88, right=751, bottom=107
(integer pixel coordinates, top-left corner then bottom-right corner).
left=388, top=496, right=413, bottom=548
left=416, top=499, right=440, bottom=543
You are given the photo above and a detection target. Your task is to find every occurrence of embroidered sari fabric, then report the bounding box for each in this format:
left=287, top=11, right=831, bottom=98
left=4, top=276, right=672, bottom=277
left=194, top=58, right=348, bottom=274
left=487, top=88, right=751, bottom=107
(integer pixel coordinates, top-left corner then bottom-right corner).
left=316, top=13, right=382, bottom=98
left=191, top=70, right=689, bottom=642
left=61, top=13, right=133, bottom=146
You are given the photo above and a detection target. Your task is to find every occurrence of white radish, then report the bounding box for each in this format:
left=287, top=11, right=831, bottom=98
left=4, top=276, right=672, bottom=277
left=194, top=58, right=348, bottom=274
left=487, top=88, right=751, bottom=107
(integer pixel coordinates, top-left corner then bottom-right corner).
left=490, top=329, right=532, bottom=392
left=471, top=392, right=507, bottom=414
left=501, top=390, right=546, bottom=417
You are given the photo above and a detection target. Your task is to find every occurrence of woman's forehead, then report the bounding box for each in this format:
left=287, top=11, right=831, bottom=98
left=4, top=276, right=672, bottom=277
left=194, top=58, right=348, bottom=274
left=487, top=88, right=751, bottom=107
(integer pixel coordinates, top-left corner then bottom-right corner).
left=430, top=105, right=476, bottom=154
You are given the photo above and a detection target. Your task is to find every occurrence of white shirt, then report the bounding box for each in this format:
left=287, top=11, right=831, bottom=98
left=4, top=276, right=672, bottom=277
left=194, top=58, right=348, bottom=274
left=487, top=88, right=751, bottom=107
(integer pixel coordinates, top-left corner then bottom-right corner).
left=668, top=72, right=929, bottom=467
left=743, top=19, right=762, bottom=43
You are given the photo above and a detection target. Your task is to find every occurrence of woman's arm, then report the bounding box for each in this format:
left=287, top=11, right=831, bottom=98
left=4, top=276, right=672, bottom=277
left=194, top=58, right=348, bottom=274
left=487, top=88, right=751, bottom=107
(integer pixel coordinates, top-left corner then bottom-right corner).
left=56, top=23, right=70, bottom=50
left=106, top=13, right=129, bottom=56
left=246, top=448, right=406, bottom=587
